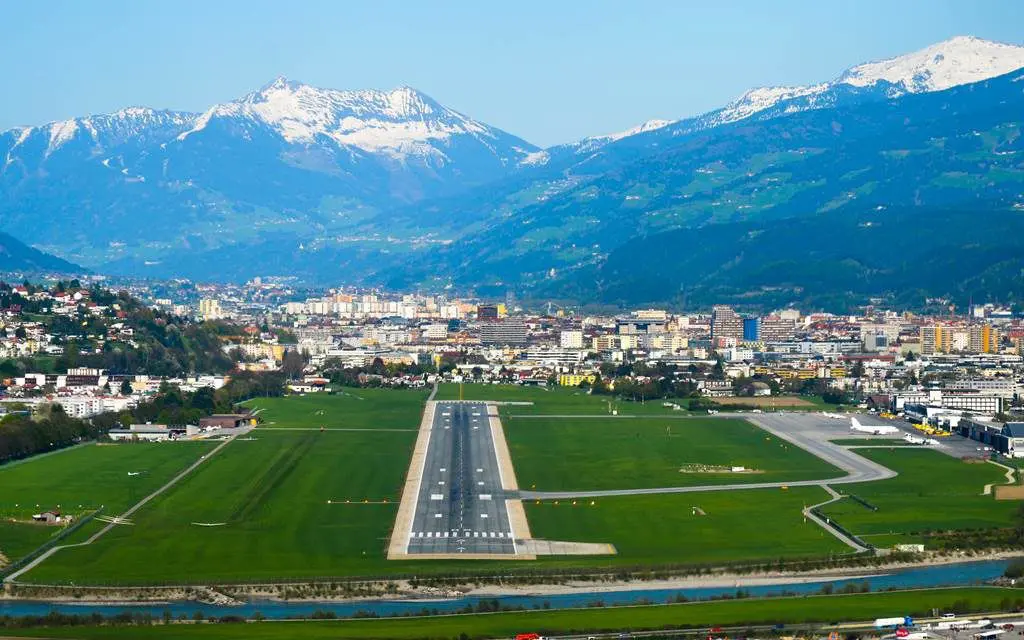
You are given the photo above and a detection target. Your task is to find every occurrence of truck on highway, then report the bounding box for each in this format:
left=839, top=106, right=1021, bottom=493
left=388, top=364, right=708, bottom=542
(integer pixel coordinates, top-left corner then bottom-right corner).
left=875, top=616, right=914, bottom=629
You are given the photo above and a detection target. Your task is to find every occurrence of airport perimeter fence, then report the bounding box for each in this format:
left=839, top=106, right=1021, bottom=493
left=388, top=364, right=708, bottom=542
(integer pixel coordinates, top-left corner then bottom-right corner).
left=808, top=505, right=874, bottom=551
left=847, top=494, right=880, bottom=512
left=0, top=507, right=103, bottom=581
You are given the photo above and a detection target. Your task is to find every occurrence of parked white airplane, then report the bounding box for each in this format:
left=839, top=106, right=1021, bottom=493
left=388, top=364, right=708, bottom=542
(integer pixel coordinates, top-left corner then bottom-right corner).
left=821, top=411, right=845, bottom=420
left=851, top=417, right=900, bottom=435
left=903, top=434, right=939, bottom=445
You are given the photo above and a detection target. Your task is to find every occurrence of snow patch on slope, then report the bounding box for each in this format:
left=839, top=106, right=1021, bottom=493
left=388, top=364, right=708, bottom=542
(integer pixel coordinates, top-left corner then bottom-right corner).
left=520, top=149, right=550, bottom=166
left=599, top=119, right=673, bottom=143
left=3, top=108, right=198, bottom=160
left=717, top=84, right=828, bottom=123
left=47, top=120, right=79, bottom=155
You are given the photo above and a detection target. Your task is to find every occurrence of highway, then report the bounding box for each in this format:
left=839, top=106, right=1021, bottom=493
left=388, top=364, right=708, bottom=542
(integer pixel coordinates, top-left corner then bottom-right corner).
left=536, top=613, right=1024, bottom=640
left=405, top=401, right=516, bottom=555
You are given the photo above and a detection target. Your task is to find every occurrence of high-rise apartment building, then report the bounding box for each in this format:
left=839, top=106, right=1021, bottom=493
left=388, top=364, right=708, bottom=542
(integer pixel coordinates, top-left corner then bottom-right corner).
left=198, top=299, right=223, bottom=321
left=742, top=317, right=761, bottom=341
left=760, top=316, right=797, bottom=342
left=711, top=305, right=743, bottom=341
left=921, top=324, right=999, bottom=354
left=479, top=320, right=527, bottom=345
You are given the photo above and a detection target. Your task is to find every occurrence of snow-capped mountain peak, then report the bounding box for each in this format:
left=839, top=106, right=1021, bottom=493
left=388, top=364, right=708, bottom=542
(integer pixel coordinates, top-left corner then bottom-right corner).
left=715, top=36, right=1024, bottom=127
left=175, top=78, right=532, bottom=165
left=839, top=35, right=1024, bottom=92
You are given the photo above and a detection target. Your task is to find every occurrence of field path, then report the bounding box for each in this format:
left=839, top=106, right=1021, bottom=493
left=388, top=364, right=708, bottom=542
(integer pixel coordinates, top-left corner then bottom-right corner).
left=3, top=432, right=243, bottom=584
left=982, top=459, right=1017, bottom=496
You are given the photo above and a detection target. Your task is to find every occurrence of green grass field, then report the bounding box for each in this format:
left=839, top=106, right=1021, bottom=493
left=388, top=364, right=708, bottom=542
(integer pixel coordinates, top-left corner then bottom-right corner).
left=24, top=429, right=417, bottom=584
left=22, top=439, right=845, bottom=582
left=507, top=416, right=841, bottom=491
left=438, top=383, right=841, bottom=414
left=3, top=588, right=1020, bottom=639
left=820, top=449, right=1017, bottom=544
left=21, top=387, right=856, bottom=584
left=242, top=388, right=428, bottom=430
left=0, top=441, right=215, bottom=565
left=526, top=486, right=846, bottom=565
left=434, top=383, right=688, bottom=416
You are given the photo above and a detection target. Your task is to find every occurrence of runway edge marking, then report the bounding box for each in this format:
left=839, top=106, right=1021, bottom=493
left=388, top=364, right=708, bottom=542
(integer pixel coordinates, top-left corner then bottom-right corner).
left=487, top=402, right=536, bottom=558
left=387, top=400, right=437, bottom=560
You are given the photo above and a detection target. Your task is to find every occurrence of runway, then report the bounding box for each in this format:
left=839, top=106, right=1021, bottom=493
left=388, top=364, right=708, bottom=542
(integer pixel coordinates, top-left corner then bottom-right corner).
left=405, top=402, right=516, bottom=555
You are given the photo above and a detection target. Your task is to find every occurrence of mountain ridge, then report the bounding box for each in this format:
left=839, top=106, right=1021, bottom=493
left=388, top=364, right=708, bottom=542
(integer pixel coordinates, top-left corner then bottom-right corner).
left=2, top=35, right=1024, bottom=308
left=0, top=232, right=84, bottom=274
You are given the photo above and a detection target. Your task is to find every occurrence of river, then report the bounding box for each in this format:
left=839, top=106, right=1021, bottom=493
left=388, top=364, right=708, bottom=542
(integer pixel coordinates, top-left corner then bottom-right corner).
left=0, top=559, right=1009, bottom=620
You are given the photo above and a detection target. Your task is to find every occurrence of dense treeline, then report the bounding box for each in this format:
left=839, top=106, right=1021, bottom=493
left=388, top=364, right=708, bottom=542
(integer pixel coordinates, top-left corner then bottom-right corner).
left=0, top=281, right=239, bottom=377
left=322, top=357, right=431, bottom=387
left=0, top=405, right=104, bottom=464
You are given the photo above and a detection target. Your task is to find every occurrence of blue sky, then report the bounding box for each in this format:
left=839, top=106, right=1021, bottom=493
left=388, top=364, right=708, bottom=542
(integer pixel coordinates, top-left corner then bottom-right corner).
left=2, top=0, right=1023, bottom=146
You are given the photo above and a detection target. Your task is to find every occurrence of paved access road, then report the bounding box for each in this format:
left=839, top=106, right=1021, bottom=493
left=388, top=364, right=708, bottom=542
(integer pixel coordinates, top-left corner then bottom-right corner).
left=406, top=402, right=516, bottom=555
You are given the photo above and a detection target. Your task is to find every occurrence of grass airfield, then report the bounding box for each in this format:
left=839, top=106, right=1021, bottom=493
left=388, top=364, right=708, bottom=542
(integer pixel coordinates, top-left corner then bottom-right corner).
left=24, top=428, right=417, bottom=584
left=525, top=485, right=847, bottom=565
left=242, top=387, right=428, bottom=429
left=11, top=384, right=1020, bottom=585
left=507, top=415, right=840, bottom=491
left=819, top=448, right=1017, bottom=545
left=434, top=382, right=687, bottom=416
left=0, top=441, right=215, bottom=566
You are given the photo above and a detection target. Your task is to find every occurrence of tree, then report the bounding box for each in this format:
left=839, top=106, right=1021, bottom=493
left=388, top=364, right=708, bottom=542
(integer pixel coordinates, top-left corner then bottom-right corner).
left=281, top=349, right=306, bottom=380
left=711, top=358, right=726, bottom=381
left=120, top=379, right=134, bottom=395
left=823, top=389, right=848, bottom=405
left=369, top=357, right=387, bottom=376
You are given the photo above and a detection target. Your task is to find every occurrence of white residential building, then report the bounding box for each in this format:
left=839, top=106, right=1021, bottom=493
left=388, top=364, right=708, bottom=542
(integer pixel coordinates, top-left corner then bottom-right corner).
left=560, top=330, right=584, bottom=349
